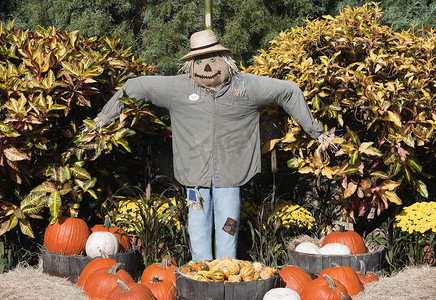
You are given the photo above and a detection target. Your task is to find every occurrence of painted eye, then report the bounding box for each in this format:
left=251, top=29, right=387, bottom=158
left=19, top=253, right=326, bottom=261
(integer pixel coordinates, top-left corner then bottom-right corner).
left=195, top=59, right=202, bottom=64
left=210, top=57, right=216, bottom=62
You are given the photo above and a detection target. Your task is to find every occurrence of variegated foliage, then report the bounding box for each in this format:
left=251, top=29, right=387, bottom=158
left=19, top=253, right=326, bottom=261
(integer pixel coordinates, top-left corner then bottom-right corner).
left=0, top=21, right=165, bottom=237
left=245, top=3, right=435, bottom=223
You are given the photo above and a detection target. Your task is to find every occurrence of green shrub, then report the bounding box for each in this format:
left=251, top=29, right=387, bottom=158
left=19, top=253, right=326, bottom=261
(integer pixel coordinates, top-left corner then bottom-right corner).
left=244, top=3, right=435, bottom=232
left=0, top=21, right=167, bottom=239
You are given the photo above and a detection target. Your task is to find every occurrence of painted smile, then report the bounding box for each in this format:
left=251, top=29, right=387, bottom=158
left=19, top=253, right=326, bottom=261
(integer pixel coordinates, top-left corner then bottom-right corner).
left=194, top=70, right=221, bottom=79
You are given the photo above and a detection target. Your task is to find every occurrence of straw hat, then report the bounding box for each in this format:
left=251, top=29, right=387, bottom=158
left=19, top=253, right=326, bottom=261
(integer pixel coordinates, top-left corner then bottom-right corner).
left=180, top=30, right=232, bottom=61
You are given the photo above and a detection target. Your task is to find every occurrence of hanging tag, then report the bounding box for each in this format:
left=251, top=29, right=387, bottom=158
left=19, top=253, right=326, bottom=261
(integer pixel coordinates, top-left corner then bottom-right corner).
left=187, top=187, right=203, bottom=210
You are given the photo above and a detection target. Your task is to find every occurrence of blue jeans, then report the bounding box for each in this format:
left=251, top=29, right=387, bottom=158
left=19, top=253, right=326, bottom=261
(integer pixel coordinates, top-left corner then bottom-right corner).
left=187, top=182, right=241, bottom=261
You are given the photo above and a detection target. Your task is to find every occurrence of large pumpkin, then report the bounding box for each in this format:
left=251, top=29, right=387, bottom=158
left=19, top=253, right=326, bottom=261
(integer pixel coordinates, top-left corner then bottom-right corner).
left=77, top=251, right=117, bottom=287
left=279, top=265, right=312, bottom=295
left=83, top=263, right=134, bottom=300
left=44, top=216, right=90, bottom=255
left=321, top=225, right=367, bottom=254
left=141, top=275, right=176, bottom=300
left=107, top=279, right=157, bottom=300
left=318, top=263, right=364, bottom=296
left=91, top=215, right=131, bottom=252
left=141, top=257, right=177, bottom=284
left=300, top=274, right=351, bottom=300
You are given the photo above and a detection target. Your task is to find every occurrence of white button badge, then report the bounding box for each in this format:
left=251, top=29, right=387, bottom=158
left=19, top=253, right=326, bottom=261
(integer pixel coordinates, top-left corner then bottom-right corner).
left=189, top=93, right=200, bottom=101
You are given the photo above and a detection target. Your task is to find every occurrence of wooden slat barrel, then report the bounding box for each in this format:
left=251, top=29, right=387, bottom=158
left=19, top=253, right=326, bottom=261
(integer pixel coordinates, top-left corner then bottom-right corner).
left=41, top=247, right=137, bottom=283
left=288, top=248, right=385, bottom=275
left=175, top=268, right=281, bottom=300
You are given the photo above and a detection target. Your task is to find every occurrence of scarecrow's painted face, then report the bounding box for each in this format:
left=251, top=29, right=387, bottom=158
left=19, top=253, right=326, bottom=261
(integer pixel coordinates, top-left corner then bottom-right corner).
left=191, top=54, right=229, bottom=89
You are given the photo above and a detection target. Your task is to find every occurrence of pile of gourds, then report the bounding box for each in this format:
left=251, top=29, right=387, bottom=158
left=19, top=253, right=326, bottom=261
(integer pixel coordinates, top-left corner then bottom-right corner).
left=179, top=257, right=277, bottom=282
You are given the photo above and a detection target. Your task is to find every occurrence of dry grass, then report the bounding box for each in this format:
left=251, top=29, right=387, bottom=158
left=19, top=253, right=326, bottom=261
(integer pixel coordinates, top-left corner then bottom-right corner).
left=0, top=261, right=88, bottom=300
left=354, top=265, right=436, bottom=300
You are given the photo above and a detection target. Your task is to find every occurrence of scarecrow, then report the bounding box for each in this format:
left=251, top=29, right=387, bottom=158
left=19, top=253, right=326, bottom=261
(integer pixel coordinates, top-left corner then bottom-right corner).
left=92, top=30, right=333, bottom=261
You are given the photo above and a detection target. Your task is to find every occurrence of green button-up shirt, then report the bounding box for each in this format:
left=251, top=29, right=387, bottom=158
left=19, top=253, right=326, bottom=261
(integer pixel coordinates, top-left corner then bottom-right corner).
left=97, top=73, right=324, bottom=188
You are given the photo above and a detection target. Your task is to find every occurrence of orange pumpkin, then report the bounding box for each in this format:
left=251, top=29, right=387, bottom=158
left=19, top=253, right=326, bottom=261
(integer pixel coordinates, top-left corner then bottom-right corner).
left=77, top=251, right=117, bottom=287
left=319, top=263, right=364, bottom=296
left=301, top=274, right=351, bottom=300
left=107, top=279, right=157, bottom=300
left=91, top=215, right=131, bottom=252
left=141, top=275, right=176, bottom=300
left=44, top=216, right=90, bottom=255
left=356, top=260, right=379, bottom=287
left=279, top=265, right=312, bottom=295
left=83, top=263, right=134, bottom=300
left=141, top=257, right=177, bottom=285
left=321, top=225, right=367, bottom=254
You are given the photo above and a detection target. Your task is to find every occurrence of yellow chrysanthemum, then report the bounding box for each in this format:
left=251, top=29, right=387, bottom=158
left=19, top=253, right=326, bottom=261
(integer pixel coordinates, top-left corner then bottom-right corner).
left=115, top=193, right=183, bottom=233
left=270, top=199, right=315, bottom=230
left=394, top=201, right=436, bottom=234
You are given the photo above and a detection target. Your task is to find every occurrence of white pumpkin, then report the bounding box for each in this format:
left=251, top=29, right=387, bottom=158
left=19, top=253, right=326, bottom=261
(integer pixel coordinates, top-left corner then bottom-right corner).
left=294, top=242, right=320, bottom=254
left=319, top=242, right=352, bottom=255
left=263, top=288, right=301, bottom=300
left=85, top=231, right=119, bottom=258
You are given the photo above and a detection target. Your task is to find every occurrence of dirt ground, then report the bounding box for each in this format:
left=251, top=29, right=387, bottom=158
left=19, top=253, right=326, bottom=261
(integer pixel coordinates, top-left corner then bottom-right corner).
left=0, top=260, right=435, bottom=300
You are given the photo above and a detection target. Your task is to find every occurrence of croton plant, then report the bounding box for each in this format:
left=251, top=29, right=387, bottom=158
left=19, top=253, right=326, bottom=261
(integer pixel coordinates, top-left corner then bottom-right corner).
left=244, top=3, right=435, bottom=227
left=0, top=21, right=168, bottom=237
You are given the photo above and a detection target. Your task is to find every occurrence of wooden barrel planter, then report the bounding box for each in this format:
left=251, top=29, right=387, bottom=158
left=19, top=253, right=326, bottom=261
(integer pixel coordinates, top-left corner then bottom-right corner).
left=175, top=268, right=281, bottom=300
left=41, top=247, right=137, bottom=283
left=288, top=247, right=385, bottom=275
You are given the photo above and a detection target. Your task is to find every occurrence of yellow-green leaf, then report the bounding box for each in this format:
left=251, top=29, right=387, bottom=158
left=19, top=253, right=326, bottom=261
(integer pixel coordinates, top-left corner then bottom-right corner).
left=3, top=147, right=30, bottom=161
left=261, top=139, right=281, bottom=154
left=381, top=180, right=401, bottom=191
left=387, top=111, right=402, bottom=127
left=48, top=191, right=61, bottom=219
left=383, top=190, right=402, bottom=205
left=19, top=218, right=35, bottom=238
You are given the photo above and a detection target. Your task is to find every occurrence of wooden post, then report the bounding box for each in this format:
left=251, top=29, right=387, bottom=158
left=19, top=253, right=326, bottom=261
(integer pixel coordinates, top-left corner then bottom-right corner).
left=205, top=0, right=212, bottom=30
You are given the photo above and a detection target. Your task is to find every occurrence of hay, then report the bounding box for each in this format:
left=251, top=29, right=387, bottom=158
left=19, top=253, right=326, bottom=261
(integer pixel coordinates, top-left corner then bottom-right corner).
left=0, top=261, right=88, bottom=300
left=354, top=265, right=436, bottom=300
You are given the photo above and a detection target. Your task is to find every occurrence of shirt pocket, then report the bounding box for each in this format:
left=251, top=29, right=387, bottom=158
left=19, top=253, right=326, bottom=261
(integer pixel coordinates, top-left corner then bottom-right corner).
left=216, top=95, right=251, bottom=120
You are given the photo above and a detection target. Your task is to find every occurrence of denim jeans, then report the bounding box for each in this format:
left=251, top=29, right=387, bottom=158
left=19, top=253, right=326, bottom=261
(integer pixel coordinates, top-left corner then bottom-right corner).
left=187, top=182, right=241, bottom=261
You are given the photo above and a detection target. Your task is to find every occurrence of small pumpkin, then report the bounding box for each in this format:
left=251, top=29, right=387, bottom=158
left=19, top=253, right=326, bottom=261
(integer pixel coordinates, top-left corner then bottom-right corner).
left=356, top=260, right=379, bottom=287
left=227, top=274, right=242, bottom=282
left=321, top=225, right=367, bottom=254
left=77, top=250, right=117, bottom=287
left=83, top=262, right=134, bottom=300
left=91, top=215, right=131, bottom=252
left=207, top=270, right=226, bottom=282
left=294, top=242, right=320, bottom=254
left=319, top=243, right=352, bottom=255
left=318, top=263, right=364, bottom=296
left=259, top=266, right=277, bottom=280
left=107, top=279, right=157, bottom=300
left=86, top=231, right=119, bottom=258
left=300, top=274, right=351, bottom=300
left=240, top=265, right=255, bottom=280
left=141, top=275, right=176, bottom=300
left=44, top=216, right=90, bottom=255
left=263, top=287, right=301, bottom=300
left=141, top=257, right=178, bottom=285
left=278, top=265, right=312, bottom=295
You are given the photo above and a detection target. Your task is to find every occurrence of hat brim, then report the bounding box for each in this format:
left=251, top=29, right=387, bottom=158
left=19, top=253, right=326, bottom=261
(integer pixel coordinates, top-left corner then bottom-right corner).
left=180, top=44, right=232, bottom=61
